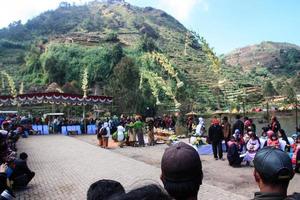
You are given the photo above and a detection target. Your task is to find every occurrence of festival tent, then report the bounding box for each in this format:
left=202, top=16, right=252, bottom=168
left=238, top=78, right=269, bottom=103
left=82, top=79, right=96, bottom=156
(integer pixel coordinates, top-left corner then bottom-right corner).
left=0, top=92, right=112, bottom=107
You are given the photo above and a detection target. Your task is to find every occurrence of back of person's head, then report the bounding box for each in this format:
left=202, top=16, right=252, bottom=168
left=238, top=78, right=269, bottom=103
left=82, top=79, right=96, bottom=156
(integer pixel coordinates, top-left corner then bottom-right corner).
left=236, top=115, right=241, bottom=119
left=161, top=142, right=203, bottom=200
left=253, top=147, right=294, bottom=194
left=222, top=116, right=228, bottom=122
left=296, top=135, right=300, bottom=143
left=19, top=152, right=28, bottom=160
left=87, top=179, right=125, bottom=200
left=109, top=184, right=172, bottom=200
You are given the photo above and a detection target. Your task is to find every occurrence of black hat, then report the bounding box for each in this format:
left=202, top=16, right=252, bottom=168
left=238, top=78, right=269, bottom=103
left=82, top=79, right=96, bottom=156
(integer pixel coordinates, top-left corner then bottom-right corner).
left=253, top=147, right=294, bottom=182
left=161, top=142, right=203, bottom=184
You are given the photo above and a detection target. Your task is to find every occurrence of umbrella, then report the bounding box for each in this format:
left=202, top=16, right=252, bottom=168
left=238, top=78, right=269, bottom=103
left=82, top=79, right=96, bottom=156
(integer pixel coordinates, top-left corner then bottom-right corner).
left=212, top=110, right=225, bottom=115
left=185, top=111, right=198, bottom=116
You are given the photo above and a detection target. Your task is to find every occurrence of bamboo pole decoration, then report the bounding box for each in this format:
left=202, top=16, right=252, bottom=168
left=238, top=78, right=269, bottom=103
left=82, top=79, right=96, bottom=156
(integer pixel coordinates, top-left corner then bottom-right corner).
left=1, top=71, right=17, bottom=98
left=145, top=52, right=184, bottom=88
left=19, top=82, right=24, bottom=95
left=184, top=31, right=190, bottom=56
left=140, top=70, right=180, bottom=108
left=82, top=67, right=88, bottom=98
left=200, top=37, right=221, bottom=73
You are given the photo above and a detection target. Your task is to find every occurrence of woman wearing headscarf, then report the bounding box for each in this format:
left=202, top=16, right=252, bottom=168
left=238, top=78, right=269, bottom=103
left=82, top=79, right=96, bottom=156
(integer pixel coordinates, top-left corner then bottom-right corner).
left=278, top=129, right=291, bottom=152
left=195, top=117, right=205, bottom=136
left=243, top=131, right=260, bottom=165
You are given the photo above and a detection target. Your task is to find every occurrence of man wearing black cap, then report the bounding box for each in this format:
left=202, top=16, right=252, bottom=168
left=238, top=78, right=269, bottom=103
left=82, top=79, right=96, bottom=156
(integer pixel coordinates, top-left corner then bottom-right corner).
left=253, top=147, right=295, bottom=200
left=161, top=142, right=203, bottom=200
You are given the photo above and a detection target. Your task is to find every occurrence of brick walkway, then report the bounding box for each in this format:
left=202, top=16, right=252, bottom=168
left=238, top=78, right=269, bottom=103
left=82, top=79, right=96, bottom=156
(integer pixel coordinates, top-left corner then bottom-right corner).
left=16, top=135, right=247, bottom=200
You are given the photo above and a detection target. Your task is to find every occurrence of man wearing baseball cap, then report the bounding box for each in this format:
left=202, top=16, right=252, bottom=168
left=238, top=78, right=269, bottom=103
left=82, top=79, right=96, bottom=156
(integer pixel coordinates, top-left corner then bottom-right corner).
left=253, top=147, right=295, bottom=200
left=161, top=142, right=203, bottom=200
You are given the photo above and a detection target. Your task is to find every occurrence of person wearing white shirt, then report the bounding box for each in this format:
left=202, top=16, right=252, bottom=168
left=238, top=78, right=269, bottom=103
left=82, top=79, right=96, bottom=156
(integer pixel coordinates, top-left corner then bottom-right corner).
left=117, top=124, right=126, bottom=147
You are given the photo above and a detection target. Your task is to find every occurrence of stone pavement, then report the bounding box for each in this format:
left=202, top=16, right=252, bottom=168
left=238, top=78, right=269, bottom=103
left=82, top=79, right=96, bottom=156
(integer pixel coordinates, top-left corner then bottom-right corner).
left=16, top=135, right=247, bottom=200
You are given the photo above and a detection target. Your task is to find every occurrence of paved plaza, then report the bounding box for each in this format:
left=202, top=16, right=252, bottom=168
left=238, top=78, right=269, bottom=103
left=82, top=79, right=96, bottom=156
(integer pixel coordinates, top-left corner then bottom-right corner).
left=15, top=135, right=248, bottom=200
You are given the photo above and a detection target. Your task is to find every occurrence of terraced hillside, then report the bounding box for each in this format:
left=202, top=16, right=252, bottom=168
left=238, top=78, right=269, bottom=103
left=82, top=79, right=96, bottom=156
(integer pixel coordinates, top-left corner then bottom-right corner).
left=0, top=0, right=297, bottom=112
left=224, top=41, right=300, bottom=76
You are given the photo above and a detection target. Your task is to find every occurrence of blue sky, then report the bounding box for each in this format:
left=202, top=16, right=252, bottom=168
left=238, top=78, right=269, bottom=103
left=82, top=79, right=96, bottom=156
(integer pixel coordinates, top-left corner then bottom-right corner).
left=0, top=0, right=299, bottom=54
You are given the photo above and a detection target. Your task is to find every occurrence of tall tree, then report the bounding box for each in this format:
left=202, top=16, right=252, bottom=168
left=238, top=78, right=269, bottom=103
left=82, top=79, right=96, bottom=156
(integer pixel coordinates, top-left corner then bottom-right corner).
left=109, top=57, right=140, bottom=113
left=263, top=80, right=277, bottom=97
left=282, top=84, right=296, bottom=103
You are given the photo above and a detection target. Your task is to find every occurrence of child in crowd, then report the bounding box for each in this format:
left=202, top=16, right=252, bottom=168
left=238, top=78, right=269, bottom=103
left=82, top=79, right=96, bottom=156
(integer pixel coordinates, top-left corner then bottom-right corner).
left=267, top=133, right=280, bottom=149
left=292, top=135, right=300, bottom=173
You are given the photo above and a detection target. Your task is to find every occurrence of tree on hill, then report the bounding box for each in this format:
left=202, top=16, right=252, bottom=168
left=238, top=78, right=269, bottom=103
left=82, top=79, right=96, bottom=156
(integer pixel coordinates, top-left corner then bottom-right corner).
left=291, top=75, right=300, bottom=93
left=138, top=35, right=158, bottom=52
left=263, top=80, right=278, bottom=97
left=109, top=56, right=140, bottom=113
left=281, top=84, right=296, bottom=103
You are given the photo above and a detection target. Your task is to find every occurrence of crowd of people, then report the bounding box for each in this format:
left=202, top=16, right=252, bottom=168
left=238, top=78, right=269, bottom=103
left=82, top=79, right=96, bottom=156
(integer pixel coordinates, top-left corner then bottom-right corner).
left=1, top=111, right=299, bottom=199
left=87, top=142, right=299, bottom=200
left=0, top=120, right=35, bottom=199
left=96, top=115, right=176, bottom=148
left=199, top=115, right=300, bottom=173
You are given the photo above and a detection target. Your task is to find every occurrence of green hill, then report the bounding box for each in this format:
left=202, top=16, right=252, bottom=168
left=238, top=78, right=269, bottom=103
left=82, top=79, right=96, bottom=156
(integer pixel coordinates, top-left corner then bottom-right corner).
left=0, top=0, right=298, bottom=114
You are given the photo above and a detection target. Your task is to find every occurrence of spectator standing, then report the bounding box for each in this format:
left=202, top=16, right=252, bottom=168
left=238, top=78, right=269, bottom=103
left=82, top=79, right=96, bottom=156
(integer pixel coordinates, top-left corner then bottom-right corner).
left=147, top=119, right=155, bottom=146
left=116, top=124, right=126, bottom=148
left=133, top=117, right=144, bottom=147
left=271, top=116, right=281, bottom=134
left=209, top=118, right=224, bottom=160
left=100, top=122, right=110, bottom=149
left=195, top=117, right=205, bottom=136
left=221, top=116, right=231, bottom=152
left=232, top=115, right=244, bottom=136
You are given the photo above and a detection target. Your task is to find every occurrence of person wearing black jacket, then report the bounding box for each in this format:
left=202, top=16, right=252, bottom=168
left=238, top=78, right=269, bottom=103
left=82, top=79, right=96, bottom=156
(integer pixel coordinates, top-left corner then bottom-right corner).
left=253, top=147, right=295, bottom=200
left=10, top=152, right=35, bottom=188
left=232, top=115, right=244, bottom=136
left=227, top=137, right=243, bottom=167
left=209, top=118, right=224, bottom=160
left=0, top=164, right=8, bottom=195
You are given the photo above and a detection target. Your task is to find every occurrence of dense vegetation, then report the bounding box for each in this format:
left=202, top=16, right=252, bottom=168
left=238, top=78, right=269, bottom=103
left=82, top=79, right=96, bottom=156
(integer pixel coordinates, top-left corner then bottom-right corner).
left=0, top=0, right=299, bottom=115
